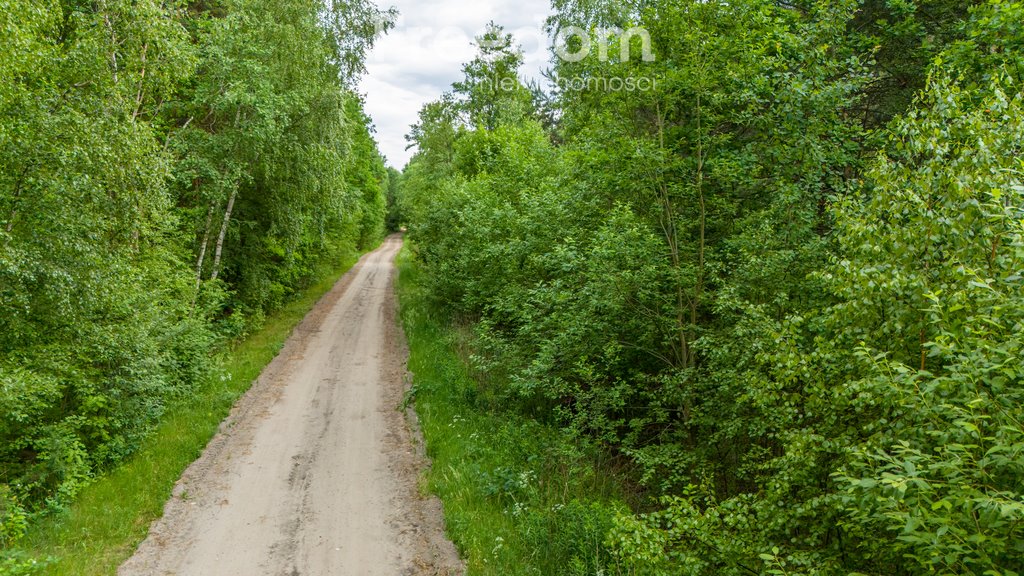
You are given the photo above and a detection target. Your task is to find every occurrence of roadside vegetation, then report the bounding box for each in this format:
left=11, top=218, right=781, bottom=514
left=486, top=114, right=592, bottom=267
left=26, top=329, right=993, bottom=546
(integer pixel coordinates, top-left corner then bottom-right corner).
left=18, top=251, right=361, bottom=575
left=399, top=245, right=629, bottom=575
left=1, top=0, right=393, bottom=572
left=398, top=1, right=1024, bottom=574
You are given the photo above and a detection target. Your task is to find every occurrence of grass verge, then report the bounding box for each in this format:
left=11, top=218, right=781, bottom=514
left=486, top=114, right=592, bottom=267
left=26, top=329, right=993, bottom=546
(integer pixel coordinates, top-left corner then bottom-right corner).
left=396, top=245, right=628, bottom=576
left=17, top=247, right=365, bottom=576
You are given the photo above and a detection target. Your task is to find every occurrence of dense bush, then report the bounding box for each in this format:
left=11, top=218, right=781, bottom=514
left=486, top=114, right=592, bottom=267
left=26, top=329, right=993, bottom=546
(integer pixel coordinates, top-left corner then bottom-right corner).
left=401, top=1, right=1024, bottom=574
left=0, top=0, right=391, bottom=554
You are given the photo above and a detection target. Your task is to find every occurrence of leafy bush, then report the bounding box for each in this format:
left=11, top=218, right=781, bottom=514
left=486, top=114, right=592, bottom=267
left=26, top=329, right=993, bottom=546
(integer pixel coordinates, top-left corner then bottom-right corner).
left=400, top=1, right=1024, bottom=574
left=832, top=73, right=1024, bottom=574
left=0, top=487, right=26, bottom=548
left=1, top=0, right=391, bottom=520
left=0, top=553, right=45, bottom=576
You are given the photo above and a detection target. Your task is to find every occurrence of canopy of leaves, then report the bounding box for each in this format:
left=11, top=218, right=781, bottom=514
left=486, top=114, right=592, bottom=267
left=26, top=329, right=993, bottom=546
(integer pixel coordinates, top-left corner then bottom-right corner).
left=1, top=0, right=391, bottom=553
left=399, top=1, right=1024, bottom=574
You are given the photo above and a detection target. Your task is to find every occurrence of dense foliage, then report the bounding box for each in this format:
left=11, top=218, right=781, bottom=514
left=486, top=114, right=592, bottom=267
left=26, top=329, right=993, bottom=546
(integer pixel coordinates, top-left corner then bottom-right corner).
left=0, top=0, right=390, bottom=558
left=400, top=1, right=1023, bottom=574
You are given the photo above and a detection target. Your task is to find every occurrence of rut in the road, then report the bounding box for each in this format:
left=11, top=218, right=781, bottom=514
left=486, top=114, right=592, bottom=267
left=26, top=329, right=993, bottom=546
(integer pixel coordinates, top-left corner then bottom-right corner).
left=119, top=236, right=463, bottom=576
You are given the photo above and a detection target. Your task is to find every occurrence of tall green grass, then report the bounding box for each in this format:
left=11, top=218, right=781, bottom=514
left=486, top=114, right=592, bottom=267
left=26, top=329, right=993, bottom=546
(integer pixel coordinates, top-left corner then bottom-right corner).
left=397, top=246, right=628, bottom=576
left=16, top=248, right=364, bottom=576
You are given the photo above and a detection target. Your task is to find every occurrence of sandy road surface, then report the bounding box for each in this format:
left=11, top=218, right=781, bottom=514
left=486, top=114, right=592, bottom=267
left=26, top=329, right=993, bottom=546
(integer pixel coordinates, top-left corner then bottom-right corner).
left=119, top=236, right=462, bottom=576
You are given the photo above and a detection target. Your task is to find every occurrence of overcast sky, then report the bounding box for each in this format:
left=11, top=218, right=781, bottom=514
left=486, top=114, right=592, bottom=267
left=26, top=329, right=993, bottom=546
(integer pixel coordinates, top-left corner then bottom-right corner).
left=357, top=0, right=554, bottom=168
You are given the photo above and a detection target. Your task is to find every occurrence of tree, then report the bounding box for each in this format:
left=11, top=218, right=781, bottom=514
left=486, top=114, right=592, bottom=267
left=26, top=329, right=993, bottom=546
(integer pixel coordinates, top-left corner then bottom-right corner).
left=400, top=0, right=1023, bottom=573
left=452, top=22, right=534, bottom=131
left=1, top=0, right=393, bottom=547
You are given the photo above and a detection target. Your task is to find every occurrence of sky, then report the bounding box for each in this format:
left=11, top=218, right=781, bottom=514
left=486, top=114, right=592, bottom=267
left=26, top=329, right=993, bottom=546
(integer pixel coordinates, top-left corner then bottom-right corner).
left=357, top=0, right=554, bottom=168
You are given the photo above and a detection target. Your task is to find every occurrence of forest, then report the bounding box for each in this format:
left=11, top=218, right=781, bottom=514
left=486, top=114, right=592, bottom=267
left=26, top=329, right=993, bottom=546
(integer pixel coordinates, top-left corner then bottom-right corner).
left=1, top=0, right=393, bottom=569
left=2, top=0, right=1023, bottom=574
left=397, top=0, right=1024, bottom=574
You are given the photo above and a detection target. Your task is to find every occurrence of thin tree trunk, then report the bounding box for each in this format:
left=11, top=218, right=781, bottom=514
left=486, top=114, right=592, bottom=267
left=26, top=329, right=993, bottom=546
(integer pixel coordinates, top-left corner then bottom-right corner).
left=132, top=43, right=148, bottom=121
left=194, top=202, right=215, bottom=290
left=655, top=103, right=691, bottom=369
left=132, top=208, right=140, bottom=251
left=208, top=109, right=248, bottom=283
left=99, top=1, right=119, bottom=83
left=163, top=116, right=193, bottom=153
left=657, top=165, right=694, bottom=428
left=210, top=187, right=237, bottom=282
left=693, top=91, right=706, bottom=331
left=919, top=327, right=927, bottom=371
left=4, top=165, right=30, bottom=235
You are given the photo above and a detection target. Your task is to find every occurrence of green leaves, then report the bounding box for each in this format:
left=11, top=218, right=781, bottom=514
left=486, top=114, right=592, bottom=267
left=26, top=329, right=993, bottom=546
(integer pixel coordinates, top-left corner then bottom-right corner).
left=178, top=0, right=388, bottom=308
left=825, top=14, right=1024, bottom=571
left=1, top=0, right=388, bottom=532
left=393, top=0, right=1024, bottom=574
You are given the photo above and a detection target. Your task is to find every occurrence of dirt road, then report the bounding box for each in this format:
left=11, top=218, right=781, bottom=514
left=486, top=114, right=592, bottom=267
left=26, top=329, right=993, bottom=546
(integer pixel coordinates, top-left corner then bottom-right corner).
left=119, top=236, right=463, bottom=576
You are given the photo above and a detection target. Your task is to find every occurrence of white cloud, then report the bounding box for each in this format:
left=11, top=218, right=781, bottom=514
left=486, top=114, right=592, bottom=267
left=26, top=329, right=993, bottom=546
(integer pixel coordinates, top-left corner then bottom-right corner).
left=358, top=0, right=553, bottom=168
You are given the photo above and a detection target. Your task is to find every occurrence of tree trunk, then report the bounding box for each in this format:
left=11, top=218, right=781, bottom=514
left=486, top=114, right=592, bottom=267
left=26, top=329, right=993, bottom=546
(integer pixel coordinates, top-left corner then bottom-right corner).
left=693, top=91, right=706, bottom=331
left=99, top=0, right=119, bottom=84
left=194, top=202, right=215, bottom=290
left=655, top=103, right=691, bottom=369
left=210, top=187, right=237, bottom=282
left=4, top=165, right=30, bottom=235
left=132, top=43, right=148, bottom=121
left=163, top=116, right=193, bottom=153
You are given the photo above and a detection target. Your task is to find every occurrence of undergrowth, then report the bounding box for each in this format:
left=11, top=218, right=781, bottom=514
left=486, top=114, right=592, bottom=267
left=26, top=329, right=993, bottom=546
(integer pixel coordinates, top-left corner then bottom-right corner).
left=3, top=247, right=364, bottom=576
left=397, top=245, right=631, bottom=575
